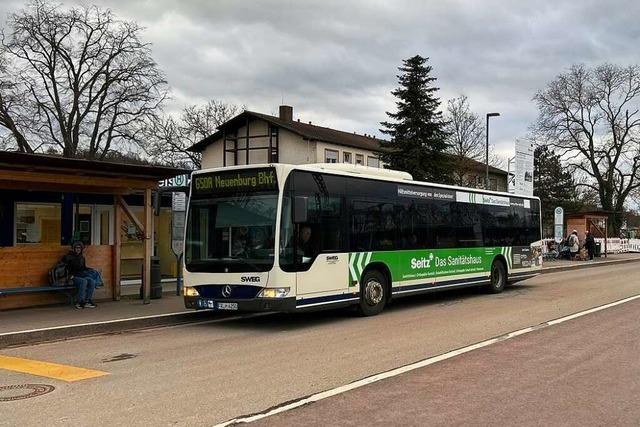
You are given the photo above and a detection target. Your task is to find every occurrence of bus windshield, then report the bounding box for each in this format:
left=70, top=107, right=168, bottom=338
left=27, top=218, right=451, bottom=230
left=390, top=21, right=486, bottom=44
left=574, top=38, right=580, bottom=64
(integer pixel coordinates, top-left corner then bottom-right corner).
left=185, top=192, right=278, bottom=273
left=185, top=167, right=279, bottom=273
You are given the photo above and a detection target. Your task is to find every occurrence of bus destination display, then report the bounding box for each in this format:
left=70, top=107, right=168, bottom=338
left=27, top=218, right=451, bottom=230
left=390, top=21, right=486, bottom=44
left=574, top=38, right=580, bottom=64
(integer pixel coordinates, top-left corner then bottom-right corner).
left=192, top=168, right=278, bottom=196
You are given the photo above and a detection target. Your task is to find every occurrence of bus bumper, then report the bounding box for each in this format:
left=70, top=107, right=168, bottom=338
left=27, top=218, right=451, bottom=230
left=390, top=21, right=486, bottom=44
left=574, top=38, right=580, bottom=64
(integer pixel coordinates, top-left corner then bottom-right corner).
left=184, top=296, right=297, bottom=312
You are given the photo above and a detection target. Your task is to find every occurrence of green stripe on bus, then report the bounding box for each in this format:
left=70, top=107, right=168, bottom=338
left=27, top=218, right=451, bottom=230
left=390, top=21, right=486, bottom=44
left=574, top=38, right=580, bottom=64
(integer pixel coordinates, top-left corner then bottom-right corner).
left=349, top=247, right=512, bottom=284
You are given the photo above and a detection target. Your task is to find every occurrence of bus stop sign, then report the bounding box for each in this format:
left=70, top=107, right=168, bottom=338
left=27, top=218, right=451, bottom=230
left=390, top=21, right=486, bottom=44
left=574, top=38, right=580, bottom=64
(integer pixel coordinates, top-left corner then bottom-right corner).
left=172, top=192, right=186, bottom=256
left=554, top=206, right=564, bottom=243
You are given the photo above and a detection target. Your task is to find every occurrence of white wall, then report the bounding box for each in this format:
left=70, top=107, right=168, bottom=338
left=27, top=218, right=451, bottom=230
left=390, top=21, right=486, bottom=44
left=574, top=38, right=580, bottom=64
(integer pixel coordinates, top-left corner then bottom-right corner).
left=198, top=118, right=382, bottom=169
left=279, top=129, right=317, bottom=164
left=201, top=139, right=224, bottom=169
left=315, top=141, right=381, bottom=167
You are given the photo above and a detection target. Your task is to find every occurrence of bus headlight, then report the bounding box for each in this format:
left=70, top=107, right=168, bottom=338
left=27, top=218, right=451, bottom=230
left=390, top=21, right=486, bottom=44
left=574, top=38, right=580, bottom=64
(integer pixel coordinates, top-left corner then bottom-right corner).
left=184, top=286, right=199, bottom=297
left=258, top=287, right=290, bottom=298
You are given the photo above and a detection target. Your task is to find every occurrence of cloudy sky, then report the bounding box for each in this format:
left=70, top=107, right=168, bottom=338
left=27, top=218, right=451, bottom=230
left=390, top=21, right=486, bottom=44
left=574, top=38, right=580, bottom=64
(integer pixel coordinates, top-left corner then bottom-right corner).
left=2, top=0, right=639, bottom=159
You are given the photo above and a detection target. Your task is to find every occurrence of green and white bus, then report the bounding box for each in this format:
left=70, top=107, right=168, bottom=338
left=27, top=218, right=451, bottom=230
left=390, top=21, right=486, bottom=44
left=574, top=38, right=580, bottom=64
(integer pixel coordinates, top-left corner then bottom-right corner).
left=183, top=163, right=542, bottom=316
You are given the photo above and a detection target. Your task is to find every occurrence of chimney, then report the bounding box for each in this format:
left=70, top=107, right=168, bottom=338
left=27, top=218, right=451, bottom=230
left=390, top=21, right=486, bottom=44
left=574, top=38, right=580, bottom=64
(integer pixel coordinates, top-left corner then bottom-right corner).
left=279, top=105, right=293, bottom=121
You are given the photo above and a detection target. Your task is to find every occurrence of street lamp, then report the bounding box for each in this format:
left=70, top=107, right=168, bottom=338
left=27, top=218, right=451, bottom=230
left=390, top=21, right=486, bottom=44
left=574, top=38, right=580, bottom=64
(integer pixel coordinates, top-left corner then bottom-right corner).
left=486, top=112, right=500, bottom=189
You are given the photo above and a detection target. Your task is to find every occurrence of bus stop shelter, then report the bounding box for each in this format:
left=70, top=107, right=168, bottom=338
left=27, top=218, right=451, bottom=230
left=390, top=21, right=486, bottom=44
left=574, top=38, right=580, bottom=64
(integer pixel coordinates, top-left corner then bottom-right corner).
left=0, top=151, right=189, bottom=310
left=566, top=211, right=609, bottom=257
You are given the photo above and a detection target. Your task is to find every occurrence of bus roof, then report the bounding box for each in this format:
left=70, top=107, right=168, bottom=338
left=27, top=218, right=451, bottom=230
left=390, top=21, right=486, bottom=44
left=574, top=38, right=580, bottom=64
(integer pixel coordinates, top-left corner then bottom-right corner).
left=192, top=163, right=540, bottom=201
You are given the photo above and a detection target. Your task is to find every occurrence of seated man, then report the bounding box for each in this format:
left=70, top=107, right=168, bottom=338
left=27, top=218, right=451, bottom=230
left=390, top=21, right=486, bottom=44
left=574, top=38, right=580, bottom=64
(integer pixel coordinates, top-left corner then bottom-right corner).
left=62, top=241, right=101, bottom=309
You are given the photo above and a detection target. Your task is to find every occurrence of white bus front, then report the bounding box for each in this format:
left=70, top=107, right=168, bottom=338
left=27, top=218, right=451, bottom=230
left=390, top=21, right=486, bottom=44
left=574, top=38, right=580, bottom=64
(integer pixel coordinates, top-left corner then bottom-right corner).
left=183, top=166, right=296, bottom=312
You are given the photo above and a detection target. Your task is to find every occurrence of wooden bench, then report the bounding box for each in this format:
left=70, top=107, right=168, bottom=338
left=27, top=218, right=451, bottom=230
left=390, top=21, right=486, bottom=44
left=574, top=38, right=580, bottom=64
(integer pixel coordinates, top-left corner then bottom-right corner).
left=0, top=285, right=76, bottom=304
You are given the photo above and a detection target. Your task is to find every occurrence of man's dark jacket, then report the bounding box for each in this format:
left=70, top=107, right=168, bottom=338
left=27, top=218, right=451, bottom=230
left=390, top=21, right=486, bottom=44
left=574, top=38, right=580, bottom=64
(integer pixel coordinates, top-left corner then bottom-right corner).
left=62, top=251, right=86, bottom=275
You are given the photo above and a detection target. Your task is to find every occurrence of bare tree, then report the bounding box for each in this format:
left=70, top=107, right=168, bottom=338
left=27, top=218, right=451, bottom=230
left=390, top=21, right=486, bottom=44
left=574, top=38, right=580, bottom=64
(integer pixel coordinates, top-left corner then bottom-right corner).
left=533, top=63, right=640, bottom=232
left=0, top=47, right=33, bottom=152
left=148, top=100, right=240, bottom=168
left=1, top=0, right=168, bottom=159
left=445, top=96, right=484, bottom=186
left=146, top=114, right=188, bottom=167
left=445, top=95, right=504, bottom=187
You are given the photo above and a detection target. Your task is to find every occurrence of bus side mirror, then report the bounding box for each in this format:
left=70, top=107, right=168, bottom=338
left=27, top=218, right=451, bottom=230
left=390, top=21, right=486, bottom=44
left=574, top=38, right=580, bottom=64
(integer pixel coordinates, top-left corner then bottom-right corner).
left=294, top=196, right=308, bottom=224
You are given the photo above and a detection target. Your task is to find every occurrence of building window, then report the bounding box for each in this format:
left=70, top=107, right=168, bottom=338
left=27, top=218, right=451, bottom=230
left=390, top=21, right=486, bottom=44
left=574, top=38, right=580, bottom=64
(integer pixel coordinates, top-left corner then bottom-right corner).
left=269, top=125, right=279, bottom=163
left=367, top=156, right=380, bottom=168
left=343, top=152, right=352, bottom=164
left=355, top=154, right=364, bottom=165
left=489, top=178, right=498, bottom=191
left=325, top=149, right=338, bottom=163
left=15, top=203, right=61, bottom=244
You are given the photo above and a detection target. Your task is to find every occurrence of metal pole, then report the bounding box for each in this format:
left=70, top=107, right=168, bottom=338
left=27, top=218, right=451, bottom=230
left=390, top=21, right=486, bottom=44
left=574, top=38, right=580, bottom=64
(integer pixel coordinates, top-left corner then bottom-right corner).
left=485, top=112, right=500, bottom=190
left=485, top=115, right=489, bottom=189
left=176, top=253, right=183, bottom=296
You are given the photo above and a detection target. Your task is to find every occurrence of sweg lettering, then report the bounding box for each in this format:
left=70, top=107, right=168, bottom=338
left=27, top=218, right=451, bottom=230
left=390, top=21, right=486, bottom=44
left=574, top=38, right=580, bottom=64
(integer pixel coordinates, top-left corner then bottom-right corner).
left=241, top=276, right=260, bottom=283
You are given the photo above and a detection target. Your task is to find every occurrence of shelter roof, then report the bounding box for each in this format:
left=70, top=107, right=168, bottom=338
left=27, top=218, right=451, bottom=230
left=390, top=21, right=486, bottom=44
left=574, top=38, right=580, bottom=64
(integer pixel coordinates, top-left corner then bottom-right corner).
left=566, top=211, right=612, bottom=219
left=0, top=151, right=190, bottom=193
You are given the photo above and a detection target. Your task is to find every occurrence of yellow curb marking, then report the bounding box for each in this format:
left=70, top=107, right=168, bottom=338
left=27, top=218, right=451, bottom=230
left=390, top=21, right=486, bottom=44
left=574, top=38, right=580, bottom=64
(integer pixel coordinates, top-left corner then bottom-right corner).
left=0, top=355, right=108, bottom=382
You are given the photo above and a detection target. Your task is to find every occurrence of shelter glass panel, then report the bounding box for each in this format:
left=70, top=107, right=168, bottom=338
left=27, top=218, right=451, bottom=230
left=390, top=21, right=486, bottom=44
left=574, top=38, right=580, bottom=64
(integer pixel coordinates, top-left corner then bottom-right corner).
left=15, top=203, right=61, bottom=245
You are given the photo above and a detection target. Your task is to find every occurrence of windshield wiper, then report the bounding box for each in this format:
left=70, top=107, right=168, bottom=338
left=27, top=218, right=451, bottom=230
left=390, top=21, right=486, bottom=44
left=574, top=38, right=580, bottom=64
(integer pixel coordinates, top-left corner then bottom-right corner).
left=186, top=256, right=268, bottom=271
left=226, top=256, right=261, bottom=270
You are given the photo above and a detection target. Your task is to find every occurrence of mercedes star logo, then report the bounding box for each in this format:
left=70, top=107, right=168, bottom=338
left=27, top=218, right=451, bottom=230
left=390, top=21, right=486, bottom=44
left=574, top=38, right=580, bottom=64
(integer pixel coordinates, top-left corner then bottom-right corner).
left=222, top=285, right=232, bottom=298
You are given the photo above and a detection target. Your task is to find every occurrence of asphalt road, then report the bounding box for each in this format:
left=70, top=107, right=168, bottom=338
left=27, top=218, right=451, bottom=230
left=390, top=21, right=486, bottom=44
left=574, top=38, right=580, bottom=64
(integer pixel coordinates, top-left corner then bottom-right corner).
left=1, top=263, right=639, bottom=426
left=256, top=296, right=640, bottom=427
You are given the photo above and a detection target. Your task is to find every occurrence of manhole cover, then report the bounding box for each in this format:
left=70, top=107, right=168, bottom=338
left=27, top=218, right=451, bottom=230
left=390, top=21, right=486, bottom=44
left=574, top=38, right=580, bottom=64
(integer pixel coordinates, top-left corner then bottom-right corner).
left=0, top=384, right=55, bottom=402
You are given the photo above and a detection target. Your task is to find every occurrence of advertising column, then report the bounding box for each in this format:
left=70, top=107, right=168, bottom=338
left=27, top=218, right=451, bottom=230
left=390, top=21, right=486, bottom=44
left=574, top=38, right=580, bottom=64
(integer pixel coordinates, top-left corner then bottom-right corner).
left=514, top=139, right=534, bottom=196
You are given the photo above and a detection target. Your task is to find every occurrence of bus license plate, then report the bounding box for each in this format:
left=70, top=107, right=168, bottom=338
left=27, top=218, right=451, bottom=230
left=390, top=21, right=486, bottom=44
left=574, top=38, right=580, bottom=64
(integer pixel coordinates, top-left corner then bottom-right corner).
left=217, top=302, right=238, bottom=311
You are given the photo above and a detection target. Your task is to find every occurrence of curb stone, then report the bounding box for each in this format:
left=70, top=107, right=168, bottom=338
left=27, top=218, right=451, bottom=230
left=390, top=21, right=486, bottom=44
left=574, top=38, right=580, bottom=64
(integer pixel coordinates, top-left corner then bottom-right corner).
left=540, top=256, right=640, bottom=274
left=0, top=310, right=219, bottom=349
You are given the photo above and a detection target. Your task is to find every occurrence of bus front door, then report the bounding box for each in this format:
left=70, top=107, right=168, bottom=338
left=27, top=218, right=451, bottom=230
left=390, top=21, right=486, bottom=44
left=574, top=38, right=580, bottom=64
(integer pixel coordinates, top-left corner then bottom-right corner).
left=296, top=253, right=350, bottom=297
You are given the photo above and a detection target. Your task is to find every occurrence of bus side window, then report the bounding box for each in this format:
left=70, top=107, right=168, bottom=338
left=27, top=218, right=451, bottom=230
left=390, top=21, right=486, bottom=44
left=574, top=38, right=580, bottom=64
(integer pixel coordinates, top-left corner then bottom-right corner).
left=482, top=204, right=513, bottom=246
left=350, top=201, right=376, bottom=251
left=454, top=203, right=483, bottom=247
left=432, top=200, right=455, bottom=248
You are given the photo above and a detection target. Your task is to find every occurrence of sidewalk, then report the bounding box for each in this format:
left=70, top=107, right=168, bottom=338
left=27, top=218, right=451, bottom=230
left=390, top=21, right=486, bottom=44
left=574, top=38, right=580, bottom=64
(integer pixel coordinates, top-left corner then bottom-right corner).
left=0, top=294, right=218, bottom=349
left=540, top=252, right=640, bottom=273
left=2, top=252, right=639, bottom=349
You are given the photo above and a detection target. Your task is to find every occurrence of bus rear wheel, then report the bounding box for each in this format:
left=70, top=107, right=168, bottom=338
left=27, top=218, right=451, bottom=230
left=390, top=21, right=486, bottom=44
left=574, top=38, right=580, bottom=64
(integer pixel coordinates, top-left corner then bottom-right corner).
left=358, top=270, right=387, bottom=316
left=487, top=259, right=507, bottom=293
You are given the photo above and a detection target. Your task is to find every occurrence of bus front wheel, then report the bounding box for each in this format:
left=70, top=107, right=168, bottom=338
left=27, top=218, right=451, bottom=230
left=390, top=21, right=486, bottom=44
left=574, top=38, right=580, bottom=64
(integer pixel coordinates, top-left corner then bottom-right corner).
left=487, top=259, right=507, bottom=293
left=358, top=270, right=387, bottom=316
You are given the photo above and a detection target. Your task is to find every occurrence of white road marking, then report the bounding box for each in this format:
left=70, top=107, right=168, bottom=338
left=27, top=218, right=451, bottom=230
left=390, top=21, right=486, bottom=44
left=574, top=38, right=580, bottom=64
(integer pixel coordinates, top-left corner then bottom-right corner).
left=156, top=313, right=270, bottom=330
left=1, top=312, right=276, bottom=340
left=0, top=310, right=196, bottom=337
left=215, top=292, right=640, bottom=426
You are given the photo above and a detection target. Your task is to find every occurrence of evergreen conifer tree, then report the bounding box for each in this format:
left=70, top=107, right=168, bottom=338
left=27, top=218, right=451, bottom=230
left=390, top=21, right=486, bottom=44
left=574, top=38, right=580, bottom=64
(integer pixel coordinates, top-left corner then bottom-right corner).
left=380, top=55, right=451, bottom=182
